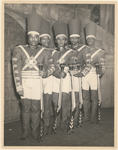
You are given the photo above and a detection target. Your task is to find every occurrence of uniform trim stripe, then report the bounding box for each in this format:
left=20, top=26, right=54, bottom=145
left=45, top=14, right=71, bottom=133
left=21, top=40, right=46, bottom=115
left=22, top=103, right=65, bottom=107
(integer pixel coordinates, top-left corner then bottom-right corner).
left=77, top=45, right=86, bottom=52
left=91, top=49, right=102, bottom=59
left=22, top=76, right=41, bottom=79
left=60, top=49, right=73, bottom=60
left=52, top=50, right=57, bottom=56
left=18, top=45, right=29, bottom=58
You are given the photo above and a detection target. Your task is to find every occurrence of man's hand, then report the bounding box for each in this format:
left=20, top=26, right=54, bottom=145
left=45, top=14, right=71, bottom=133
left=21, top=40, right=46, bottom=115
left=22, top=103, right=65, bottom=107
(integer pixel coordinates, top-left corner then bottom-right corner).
left=39, top=70, right=44, bottom=77
left=18, top=90, right=24, bottom=96
left=96, top=69, right=101, bottom=75
left=39, top=70, right=47, bottom=77
left=61, top=71, right=66, bottom=78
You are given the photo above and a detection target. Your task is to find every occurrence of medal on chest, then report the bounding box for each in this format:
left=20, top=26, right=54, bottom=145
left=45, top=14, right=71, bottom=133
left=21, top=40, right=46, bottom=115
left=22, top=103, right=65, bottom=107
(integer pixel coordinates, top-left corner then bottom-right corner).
left=25, top=56, right=37, bottom=68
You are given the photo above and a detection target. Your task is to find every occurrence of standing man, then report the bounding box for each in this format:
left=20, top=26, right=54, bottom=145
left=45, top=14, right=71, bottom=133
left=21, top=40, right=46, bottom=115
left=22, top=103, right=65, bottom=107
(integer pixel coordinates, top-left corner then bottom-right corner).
left=68, top=19, right=91, bottom=127
left=52, top=20, right=73, bottom=132
left=83, top=22, right=105, bottom=123
left=12, top=13, right=55, bottom=140
left=39, top=19, right=53, bottom=135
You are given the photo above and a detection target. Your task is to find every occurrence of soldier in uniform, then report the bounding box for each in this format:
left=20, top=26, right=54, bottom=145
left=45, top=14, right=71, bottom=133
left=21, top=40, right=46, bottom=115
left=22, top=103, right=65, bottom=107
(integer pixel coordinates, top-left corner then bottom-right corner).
left=83, top=22, right=105, bottom=123
left=39, top=19, right=53, bottom=134
left=12, top=13, right=55, bottom=140
left=68, top=19, right=91, bottom=127
left=52, top=20, right=74, bottom=132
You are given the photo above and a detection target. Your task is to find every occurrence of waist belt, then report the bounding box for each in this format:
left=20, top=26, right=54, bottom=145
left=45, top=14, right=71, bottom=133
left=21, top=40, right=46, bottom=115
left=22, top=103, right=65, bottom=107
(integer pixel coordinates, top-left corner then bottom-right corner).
left=89, top=66, right=96, bottom=74
left=21, top=71, right=40, bottom=79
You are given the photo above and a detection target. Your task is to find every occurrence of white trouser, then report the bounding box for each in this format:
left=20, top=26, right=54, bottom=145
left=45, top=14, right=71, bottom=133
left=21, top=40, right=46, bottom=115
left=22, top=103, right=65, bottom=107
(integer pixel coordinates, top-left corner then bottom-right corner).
left=73, top=76, right=80, bottom=92
left=52, top=73, right=71, bottom=93
left=82, top=73, right=97, bottom=90
left=21, top=78, right=41, bottom=100
left=43, top=75, right=53, bottom=94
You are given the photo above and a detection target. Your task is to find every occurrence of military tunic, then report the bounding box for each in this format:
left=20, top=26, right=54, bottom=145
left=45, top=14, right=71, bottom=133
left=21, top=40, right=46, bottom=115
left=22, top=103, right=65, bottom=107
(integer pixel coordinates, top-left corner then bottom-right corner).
left=12, top=45, right=53, bottom=100
left=42, top=47, right=54, bottom=131
left=12, top=44, right=55, bottom=134
left=67, top=44, right=91, bottom=126
left=51, top=47, right=74, bottom=130
left=82, top=46, right=105, bottom=122
left=82, top=47, right=105, bottom=90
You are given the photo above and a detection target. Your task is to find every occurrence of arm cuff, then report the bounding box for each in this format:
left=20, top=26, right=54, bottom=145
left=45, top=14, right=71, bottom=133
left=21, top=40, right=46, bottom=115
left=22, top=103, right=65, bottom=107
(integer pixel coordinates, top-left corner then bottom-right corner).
left=17, top=85, right=23, bottom=92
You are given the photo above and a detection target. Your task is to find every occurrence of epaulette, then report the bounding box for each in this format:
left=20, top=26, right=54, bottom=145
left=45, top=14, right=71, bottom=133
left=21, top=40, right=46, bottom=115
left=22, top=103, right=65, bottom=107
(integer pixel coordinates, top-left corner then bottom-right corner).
left=23, top=44, right=28, bottom=47
left=85, top=45, right=89, bottom=48
left=15, top=44, right=28, bottom=49
left=95, top=46, right=105, bottom=52
left=52, top=49, right=58, bottom=56
left=44, top=47, right=49, bottom=51
left=101, top=48, right=105, bottom=51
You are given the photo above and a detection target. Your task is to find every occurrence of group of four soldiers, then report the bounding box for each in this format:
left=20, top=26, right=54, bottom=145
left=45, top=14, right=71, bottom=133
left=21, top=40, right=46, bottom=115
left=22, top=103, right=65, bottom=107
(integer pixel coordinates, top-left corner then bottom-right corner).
left=12, top=13, right=105, bottom=141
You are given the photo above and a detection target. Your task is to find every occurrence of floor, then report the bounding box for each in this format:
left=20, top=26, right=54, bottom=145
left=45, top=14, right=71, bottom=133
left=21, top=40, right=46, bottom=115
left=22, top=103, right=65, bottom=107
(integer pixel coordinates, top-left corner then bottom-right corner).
left=4, top=108, right=114, bottom=147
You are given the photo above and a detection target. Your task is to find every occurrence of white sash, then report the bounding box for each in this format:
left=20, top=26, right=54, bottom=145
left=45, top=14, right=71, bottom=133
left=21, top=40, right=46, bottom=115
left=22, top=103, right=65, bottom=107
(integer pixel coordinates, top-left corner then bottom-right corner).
left=77, top=45, right=86, bottom=52
left=18, top=45, right=45, bottom=71
left=52, top=50, right=57, bottom=56
left=91, top=49, right=102, bottom=59
left=60, top=49, right=73, bottom=60
left=18, top=45, right=29, bottom=58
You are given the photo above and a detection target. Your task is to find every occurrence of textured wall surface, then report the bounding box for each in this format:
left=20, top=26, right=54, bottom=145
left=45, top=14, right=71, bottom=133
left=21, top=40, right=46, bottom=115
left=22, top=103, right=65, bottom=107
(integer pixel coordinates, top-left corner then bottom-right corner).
left=4, top=4, right=114, bottom=122
left=4, top=14, right=26, bottom=122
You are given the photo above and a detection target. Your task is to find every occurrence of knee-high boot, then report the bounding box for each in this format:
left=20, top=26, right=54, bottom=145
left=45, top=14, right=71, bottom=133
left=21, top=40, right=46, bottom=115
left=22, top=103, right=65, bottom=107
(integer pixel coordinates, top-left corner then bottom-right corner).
left=91, top=90, right=98, bottom=123
left=31, top=100, right=40, bottom=140
left=74, top=92, right=79, bottom=127
left=49, top=95, right=54, bottom=134
left=52, top=92, right=61, bottom=132
left=20, top=99, right=31, bottom=140
left=61, top=92, right=71, bottom=132
left=83, top=90, right=90, bottom=122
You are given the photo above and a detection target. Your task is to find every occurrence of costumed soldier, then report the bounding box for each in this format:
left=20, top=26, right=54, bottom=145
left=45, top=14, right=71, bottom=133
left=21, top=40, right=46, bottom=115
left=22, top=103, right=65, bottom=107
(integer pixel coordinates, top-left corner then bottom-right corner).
left=51, top=20, right=73, bottom=132
left=39, top=19, right=53, bottom=135
left=83, top=22, right=105, bottom=123
left=68, top=19, right=91, bottom=127
left=12, top=13, right=55, bottom=140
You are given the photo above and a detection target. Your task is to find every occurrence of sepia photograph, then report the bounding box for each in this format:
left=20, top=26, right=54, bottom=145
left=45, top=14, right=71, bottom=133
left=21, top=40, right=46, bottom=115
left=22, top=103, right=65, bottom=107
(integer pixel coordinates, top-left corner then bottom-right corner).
left=1, top=1, right=116, bottom=148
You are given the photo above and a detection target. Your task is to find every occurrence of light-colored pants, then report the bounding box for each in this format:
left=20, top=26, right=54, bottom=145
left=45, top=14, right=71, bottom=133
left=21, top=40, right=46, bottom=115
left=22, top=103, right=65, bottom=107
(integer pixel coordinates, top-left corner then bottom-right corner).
left=52, top=73, right=71, bottom=93
left=82, top=73, right=97, bottom=90
left=43, top=75, right=53, bottom=94
left=21, top=78, right=41, bottom=100
left=73, top=76, right=80, bottom=92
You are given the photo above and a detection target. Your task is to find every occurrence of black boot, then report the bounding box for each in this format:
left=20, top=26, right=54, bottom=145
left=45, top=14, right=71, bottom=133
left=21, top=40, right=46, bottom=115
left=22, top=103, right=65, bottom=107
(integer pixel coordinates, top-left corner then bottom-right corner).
left=31, top=130, right=39, bottom=140
left=61, top=92, right=71, bottom=132
left=20, top=130, right=30, bottom=140
left=44, top=125, right=49, bottom=135
left=90, top=90, right=98, bottom=124
left=83, top=90, right=90, bottom=122
left=49, top=116, right=54, bottom=134
left=74, top=92, right=79, bottom=128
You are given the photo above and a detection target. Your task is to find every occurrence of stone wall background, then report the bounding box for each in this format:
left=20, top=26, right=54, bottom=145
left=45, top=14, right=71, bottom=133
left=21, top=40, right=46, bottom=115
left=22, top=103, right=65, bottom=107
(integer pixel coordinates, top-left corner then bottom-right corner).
left=4, top=4, right=114, bottom=123
left=5, top=14, right=26, bottom=122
